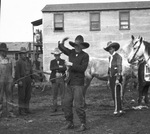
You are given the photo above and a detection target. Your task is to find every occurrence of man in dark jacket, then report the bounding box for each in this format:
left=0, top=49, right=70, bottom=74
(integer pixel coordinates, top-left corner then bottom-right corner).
left=15, top=47, right=33, bottom=115
left=104, top=41, right=125, bottom=116
left=50, top=48, right=66, bottom=112
left=58, top=35, right=90, bottom=132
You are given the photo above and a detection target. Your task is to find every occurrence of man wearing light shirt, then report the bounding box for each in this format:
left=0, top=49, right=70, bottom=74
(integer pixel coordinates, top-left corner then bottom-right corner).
left=50, top=48, right=66, bottom=113
left=104, top=41, right=125, bottom=117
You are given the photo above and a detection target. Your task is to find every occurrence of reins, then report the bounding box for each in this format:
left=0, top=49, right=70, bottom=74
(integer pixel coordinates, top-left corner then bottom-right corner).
left=130, top=40, right=142, bottom=63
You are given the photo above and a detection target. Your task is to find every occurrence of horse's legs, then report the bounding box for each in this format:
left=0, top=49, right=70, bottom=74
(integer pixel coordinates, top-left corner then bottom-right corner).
left=143, top=85, right=149, bottom=104
left=121, top=75, right=128, bottom=105
left=138, top=83, right=144, bottom=105
left=83, top=77, right=93, bottom=107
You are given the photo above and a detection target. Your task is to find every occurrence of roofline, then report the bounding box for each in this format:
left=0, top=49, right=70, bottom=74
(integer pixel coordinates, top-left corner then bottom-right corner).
left=42, top=7, right=150, bottom=13
left=42, top=1, right=150, bottom=13
left=31, top=19, right=42, bottom=26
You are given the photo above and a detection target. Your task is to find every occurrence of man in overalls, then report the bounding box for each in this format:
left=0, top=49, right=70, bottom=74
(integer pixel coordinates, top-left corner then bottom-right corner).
left=15, top=47, right=33, bottom=115
left=0, top=43, right=16, bottom=117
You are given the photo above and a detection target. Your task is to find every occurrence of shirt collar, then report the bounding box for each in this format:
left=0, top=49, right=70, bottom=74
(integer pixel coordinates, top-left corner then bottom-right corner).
left=111, top=52, right=116, bottom=56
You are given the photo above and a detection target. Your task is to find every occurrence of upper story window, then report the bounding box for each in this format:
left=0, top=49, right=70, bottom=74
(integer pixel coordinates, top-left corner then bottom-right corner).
left=119, top=11, right=130, bottom=30
left=54, top=14, right=64, bottom=32
left=90, top=13, right=100, bottom=31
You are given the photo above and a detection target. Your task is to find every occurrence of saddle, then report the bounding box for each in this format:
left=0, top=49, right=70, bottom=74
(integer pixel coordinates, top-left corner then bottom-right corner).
left=144, top=64, right=150, bottom=81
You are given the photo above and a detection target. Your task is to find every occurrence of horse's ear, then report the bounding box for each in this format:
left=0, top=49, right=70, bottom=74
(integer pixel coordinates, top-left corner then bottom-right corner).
left=131, top=35, right=134, bottom=40
left=140, top=37, right=143, bottom=43
left=138, top=35, right=141, bottom=39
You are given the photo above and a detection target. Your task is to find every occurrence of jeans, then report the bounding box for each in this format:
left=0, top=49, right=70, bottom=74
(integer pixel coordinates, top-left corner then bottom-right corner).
left=51, top=78, right=65, bottom=109
left=63, top=85, right=86, bottom=124
left=18, top=77, right=32, bottom=111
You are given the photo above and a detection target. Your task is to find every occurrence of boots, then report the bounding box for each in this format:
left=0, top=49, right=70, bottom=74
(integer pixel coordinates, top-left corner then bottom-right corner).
left=19, top=108, right=27, bottom=116
left=24, top=103, right=33, bottom=114
left=25, top=108, right=33, bottom=114
left=76, top=124, right=87, bottom=132
left=61, top=121, right=74, bottom=130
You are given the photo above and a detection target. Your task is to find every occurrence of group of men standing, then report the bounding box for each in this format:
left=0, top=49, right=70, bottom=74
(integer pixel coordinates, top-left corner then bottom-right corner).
left=0, top=43, right=33, bottom=117
left=0, top=35, right=125, bottom=132
left=49, top=35, right=124, bottom=132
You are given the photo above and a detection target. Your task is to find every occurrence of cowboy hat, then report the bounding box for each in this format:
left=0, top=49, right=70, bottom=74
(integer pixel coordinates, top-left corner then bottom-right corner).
left=104, top=41, right=120, bottom=52
left=19, top=47, right=27, bottom=53
left=0, top=43, right=8, bottom=51
left=69, top=35, right=90, bottom=49
left=51, top=48, right=62, bottom=55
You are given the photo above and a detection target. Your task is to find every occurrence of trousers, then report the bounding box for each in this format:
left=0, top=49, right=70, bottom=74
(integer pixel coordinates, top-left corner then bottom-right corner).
left=18, top=77, right=32, bottom=111
left=63, top=85, right=86, bottom=124
left=51, top=77, right=65, bottom=109
left=0, top=63, right=14, bottom=116
left=109, top=76, right=123, bottom=113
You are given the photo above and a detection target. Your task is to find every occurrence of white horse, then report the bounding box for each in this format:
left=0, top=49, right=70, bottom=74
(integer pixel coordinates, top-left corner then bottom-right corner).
left=59, top=37, right=138, bottom=105
left=83, top=41, right=138, bottom=104
left=127, top=35, right=150, bottom=105
left=128, top=35, right=150, bottom=66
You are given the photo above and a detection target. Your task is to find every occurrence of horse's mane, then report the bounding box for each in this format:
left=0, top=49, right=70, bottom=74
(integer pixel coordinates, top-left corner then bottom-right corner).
left=143, top=40, right=150, bottom=56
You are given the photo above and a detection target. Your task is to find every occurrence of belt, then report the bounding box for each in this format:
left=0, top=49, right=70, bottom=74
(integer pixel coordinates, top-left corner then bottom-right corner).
left=56, top=72, right=63, bottom=78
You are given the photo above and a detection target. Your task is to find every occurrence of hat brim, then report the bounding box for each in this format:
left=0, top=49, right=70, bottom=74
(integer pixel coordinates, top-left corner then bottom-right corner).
left=51, top=52, right=62, bottom=55
left=69, top=41, right=89, bottom=49
left=19, top=51, right=27, bottom=53
left=104, top=42, right=120, bottom=52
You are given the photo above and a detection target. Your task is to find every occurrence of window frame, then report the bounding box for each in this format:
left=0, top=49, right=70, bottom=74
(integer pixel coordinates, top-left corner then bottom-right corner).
left=90, top=12, right=100, bottom=31
left=54, top=13, right=64, bottom=32
left=119, top=11, right=130, bottom=30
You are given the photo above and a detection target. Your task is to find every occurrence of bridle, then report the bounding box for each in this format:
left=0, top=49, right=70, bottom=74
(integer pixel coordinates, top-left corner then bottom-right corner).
left=130, top=39, right=143, bottom=63
left=131, top=39, right=150, bottom=64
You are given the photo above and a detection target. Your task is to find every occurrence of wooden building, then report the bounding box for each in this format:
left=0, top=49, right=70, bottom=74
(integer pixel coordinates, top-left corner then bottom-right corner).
left=0, top=42, right=33, bottom=60
left=42, top=1, right=150, bottom=79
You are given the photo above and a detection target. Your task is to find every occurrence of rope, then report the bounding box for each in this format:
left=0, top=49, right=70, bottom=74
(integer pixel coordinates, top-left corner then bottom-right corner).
left=13, top=69, right=66, bottom=84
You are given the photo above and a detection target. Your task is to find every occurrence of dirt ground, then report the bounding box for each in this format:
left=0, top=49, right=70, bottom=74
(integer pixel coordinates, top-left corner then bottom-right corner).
left=0, top=80, right=150, bottom=134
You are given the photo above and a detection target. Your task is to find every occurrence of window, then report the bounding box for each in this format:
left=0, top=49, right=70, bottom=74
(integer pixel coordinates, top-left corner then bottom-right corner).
left=54, top=14, right=64, bottom=31
left=119, top=11, right=130, bottom=30
left=90, top=13, right=100, bottom=31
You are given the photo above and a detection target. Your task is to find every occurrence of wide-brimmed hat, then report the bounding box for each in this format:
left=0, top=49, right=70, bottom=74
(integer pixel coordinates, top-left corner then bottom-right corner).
left=104, top=41, right=120, bottom=52
left=0, top=43, right=8, bottom=51
left=51, top=48, right=62, bottom=55
left=69, top=35, right=90, bottom=49
left=19, top=47, right=27, bottom=53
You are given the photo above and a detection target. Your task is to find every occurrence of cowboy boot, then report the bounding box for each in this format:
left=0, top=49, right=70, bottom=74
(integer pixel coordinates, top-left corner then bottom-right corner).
left=76, top=124, right=87, bottom=132
left=61, top=121, right=74, bottom=130
left=24, top=104, right=33, bottom=114
left=19, top=108, right=27, bottom=116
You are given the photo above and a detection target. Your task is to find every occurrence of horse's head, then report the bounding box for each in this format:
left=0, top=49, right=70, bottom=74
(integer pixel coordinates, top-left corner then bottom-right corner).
left=127, top=35, right=145, bottom=64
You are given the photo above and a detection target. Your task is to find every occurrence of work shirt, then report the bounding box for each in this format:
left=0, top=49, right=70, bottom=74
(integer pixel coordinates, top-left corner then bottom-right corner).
left=15, top=58, right=33, bottom=81
left=109, top=52, right=116, bottom=68
left=58, top=43, right=89, bottom=86
left=108, top=53, right=122, bottom=79
left=50, top=58, right=66, bottom=83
